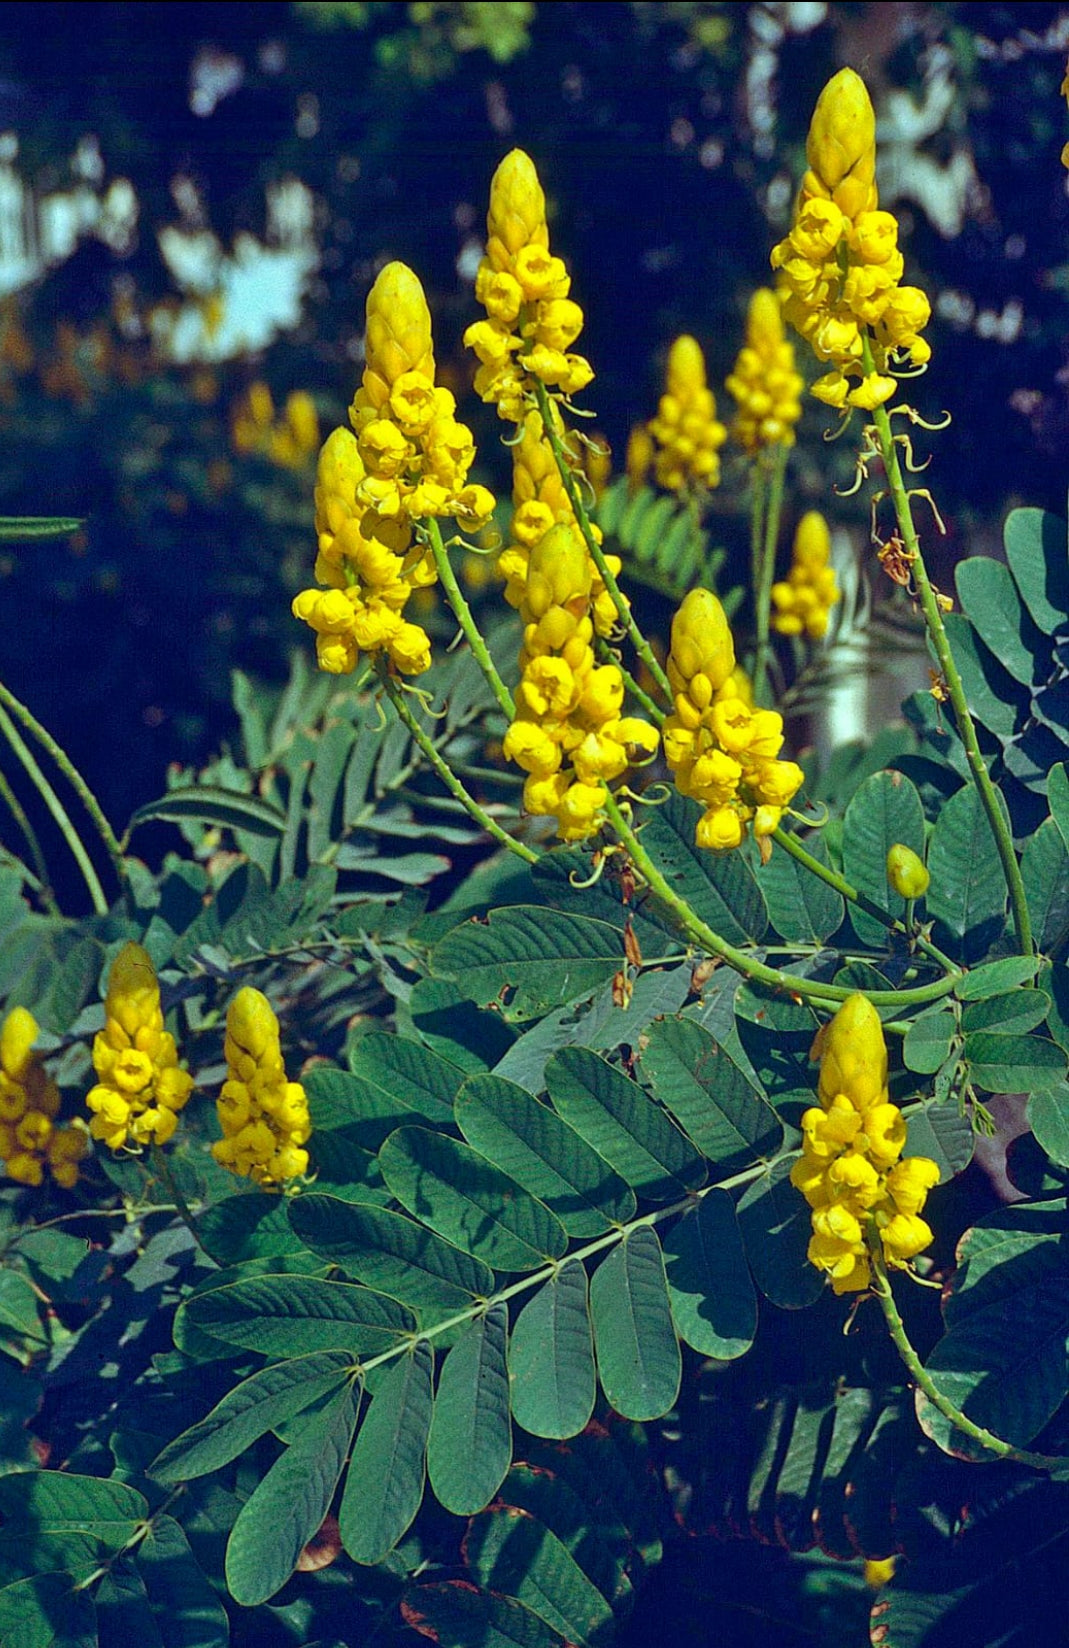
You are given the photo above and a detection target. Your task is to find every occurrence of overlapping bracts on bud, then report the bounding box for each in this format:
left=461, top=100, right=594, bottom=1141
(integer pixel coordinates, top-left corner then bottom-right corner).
left=213, top=988, right=311, bottom=1188
left=771, top=510, right=840, bottom=640
left=85, top=944, right=194, bottom=1152
left=466, top=149, right=594, bottom=417
left=503, top=523, right=658, bottom=842
left=770, top=68, right=931, bottom=413
left=791, top=993, right=939, bottom=1294
left=662, top=589, right=804, bottom=850
left=645, top=336, right=727, bottom=492
left=0, top=1007, right=87, bottom=1188
left=725, top=289, right=804, bottom=454
left=293, top=262, right=495, bottom=677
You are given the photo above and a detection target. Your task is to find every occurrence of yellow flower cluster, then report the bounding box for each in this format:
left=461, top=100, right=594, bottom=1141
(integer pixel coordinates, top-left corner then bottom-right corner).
left=86, top=944, right=194, bottom=1151
left=790, top=994, right=939, bottom=1295
left=724, top=289, right=803, bottom=453
left=0, top=1008, right=86, bottom=1188
left=503, top=523, right=659, bottom=841
left=663, top=589, right=804, bottom=849
left=770, top=68, right=931, bottom=412
left=293, top=261, right=495, bottom=677
left=213, top=987, right=310, bottom=1188
left=645, top=336, right=727, bottom=492
left=231, top=382, right=320, bottom=469
left=465, top=148, right=594, bottom=419
left=498, top=405, right=620, bottom=639
left=771, top=510, right=840, bottom=640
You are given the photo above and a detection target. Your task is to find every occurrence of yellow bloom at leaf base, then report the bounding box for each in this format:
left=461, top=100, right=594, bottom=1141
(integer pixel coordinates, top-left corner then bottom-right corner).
left=663, top=588, right=804, bottom=849
left=0, top=1007, right=87, bottom=1188
left=85, top=944, right=193, bottom=1152
left=213, top=988, right=311, bottom=1188
left=790, top=993, right=939, bottom=1293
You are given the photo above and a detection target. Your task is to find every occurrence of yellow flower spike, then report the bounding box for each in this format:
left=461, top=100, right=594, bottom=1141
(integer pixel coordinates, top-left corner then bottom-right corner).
left=0, top=1006, right=38, bottom=1082
left=803, top=67, right=877, bottom=218
left=486, top=149, right=551, bottom=265
left=667, top=589, right=736, bottom=692
left=360, top=261, right=436, bottom=408
left=86, top=943, right=193, bottom=1155
left=0, top=1007, right=84, bottom=1189
left=214, top=988, right=310, bottom=1190
left=647, top=335, right=727, bottom=492
left=816, top=993, right=888, bottom=1112
left=725, top=288, right=804, bottom=454
left=771, top=510, right=840, bottom=641
left=887, top=842, right=930, bottom=900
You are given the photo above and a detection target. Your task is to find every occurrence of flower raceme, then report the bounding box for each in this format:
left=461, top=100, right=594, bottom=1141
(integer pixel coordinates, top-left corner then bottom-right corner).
left=662, top=589, right=804, bottom=850
left=85, top=944, right=194, bottom=1152
left=771, top=510, right=840, bottom=641
left=0, top=1008, right=87, bottom=1188
left=465, top=148, right=594, bottom=418
left=725, top=289, right=803, bottom=454
left=231, top=381, right=320, bottom=469
left=791, top=994, right=939, bottom=1294
left=503, top=523, right=659, bottom=841
left=770, top=68, right=932, bottom=413
left=213, top=988, right=311, bottom=1188
left=293, top=261, right=495, bottom=677
left=645, top=335, right=727, bottom=492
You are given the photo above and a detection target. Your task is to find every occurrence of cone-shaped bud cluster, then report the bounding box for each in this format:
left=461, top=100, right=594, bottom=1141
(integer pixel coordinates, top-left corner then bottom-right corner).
left=770, top=69, right=931, bottom=412
left=213, top=988, right=311, bottom=1188
left=0, top=1007, right=86, bottom=1188
left=663, top=589, right=804, bottom=849
left=646, top=336, right=727, bottom=492
left=465, top=149, right=594, bottom=418
left=503, top=522, right=659, bottom=841
left=86, top=944, right=194, bottom=1152
left=232, top=382, right=320, bottom=469
left=294, top=262, right=495, bottom=677
left=790, top=993, right=939, bottom=1294
left=771, top=510, right=840, bottom=640
left=725, top=290, right=803, bottom=453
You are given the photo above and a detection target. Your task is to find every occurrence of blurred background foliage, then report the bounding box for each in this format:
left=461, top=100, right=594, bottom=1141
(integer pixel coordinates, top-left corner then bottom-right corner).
left=1, top=0, right=1069, bottom=854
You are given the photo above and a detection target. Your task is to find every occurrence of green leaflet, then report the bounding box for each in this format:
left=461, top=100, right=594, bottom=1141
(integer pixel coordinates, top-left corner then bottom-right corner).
left=841, top=769, right=925, bottom=947
left=340, top=1342, right=434, bottom=1565
left=126, top=785, right=286, bottom=841
left=289, top=1194, right=494, bottom=1313
left=346, top=1031, right=462, bottom=1124
left=96, top=1517, right=228, bottom=1648
left=426, top=1303, right=512, bottom=1515
left=736, top=1157, right=824, bottom=1310
left=1022, top=818, right=1069, bottom=959
left=0, top=1573, right=97, bottom=1648
left=756, top=831, right=844, bottom=944
left=225, top=1380, right=359, bottom=1606
left=962, top=1029, right=1067, bottom=1094
left=379, top=1127, right=568, bottom=1270
left=195, top=1192, right=308, bottom=1266
left=662, top=1189, right=757, bottom=1359
left=927, top=784, right=1009, bottom=958
left=955, top=554, right=1044, bottom=686
left=455, top=1072, right=636, bottom=1236
left=149, top=1352, right=352, bottom=1482
left=1002, top=505, right=1069, bottom=633
left=638, top=790, right=769, bottom=946
left=402, top=1583, right=567, bottom=1648
left=431, top=906, right=624, bottom=1020
left=464, top=1510, right=617, bottom=1647
left=903, top=1006, right=958, bottom=1075
left=638, top=1016, right=782, bottom=1170
left=589, top=1229, right=681, bottom=1422
left=544, top=1046, right=705, bottom=1201
left=181, top=1273, right=415, bottom=1357
left=509, top=1263, right=596, bottom=1440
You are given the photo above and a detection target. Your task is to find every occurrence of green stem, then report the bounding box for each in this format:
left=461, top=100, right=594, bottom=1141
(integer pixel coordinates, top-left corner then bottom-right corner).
left=752, top=444, right=788, bottom=706
left=748, top=456, right=768, bottom=645
left=354, top=1159, right=767, bottom=1379
left=861, top=343, right=1031, bottom=954
left=533, top=381, right=673, bottom=705
left=149, top=1146, right=201, bottom=1246
left=605, top=795, right=958, bottom=1010
left=0, top=703, right=107, bottom=915
left=0, top=768, right=59, bottom=913
left=867, top=1235, right=1065, bottom=1473
left=0, top=678, right=130, bottom=904
left=375, top=662, right=537, bottom=865
left=424, top=517, right=515, bottom=723
left=771, top=826, right=960, bottom=975
left=595, top=638, right=665, bottom=726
